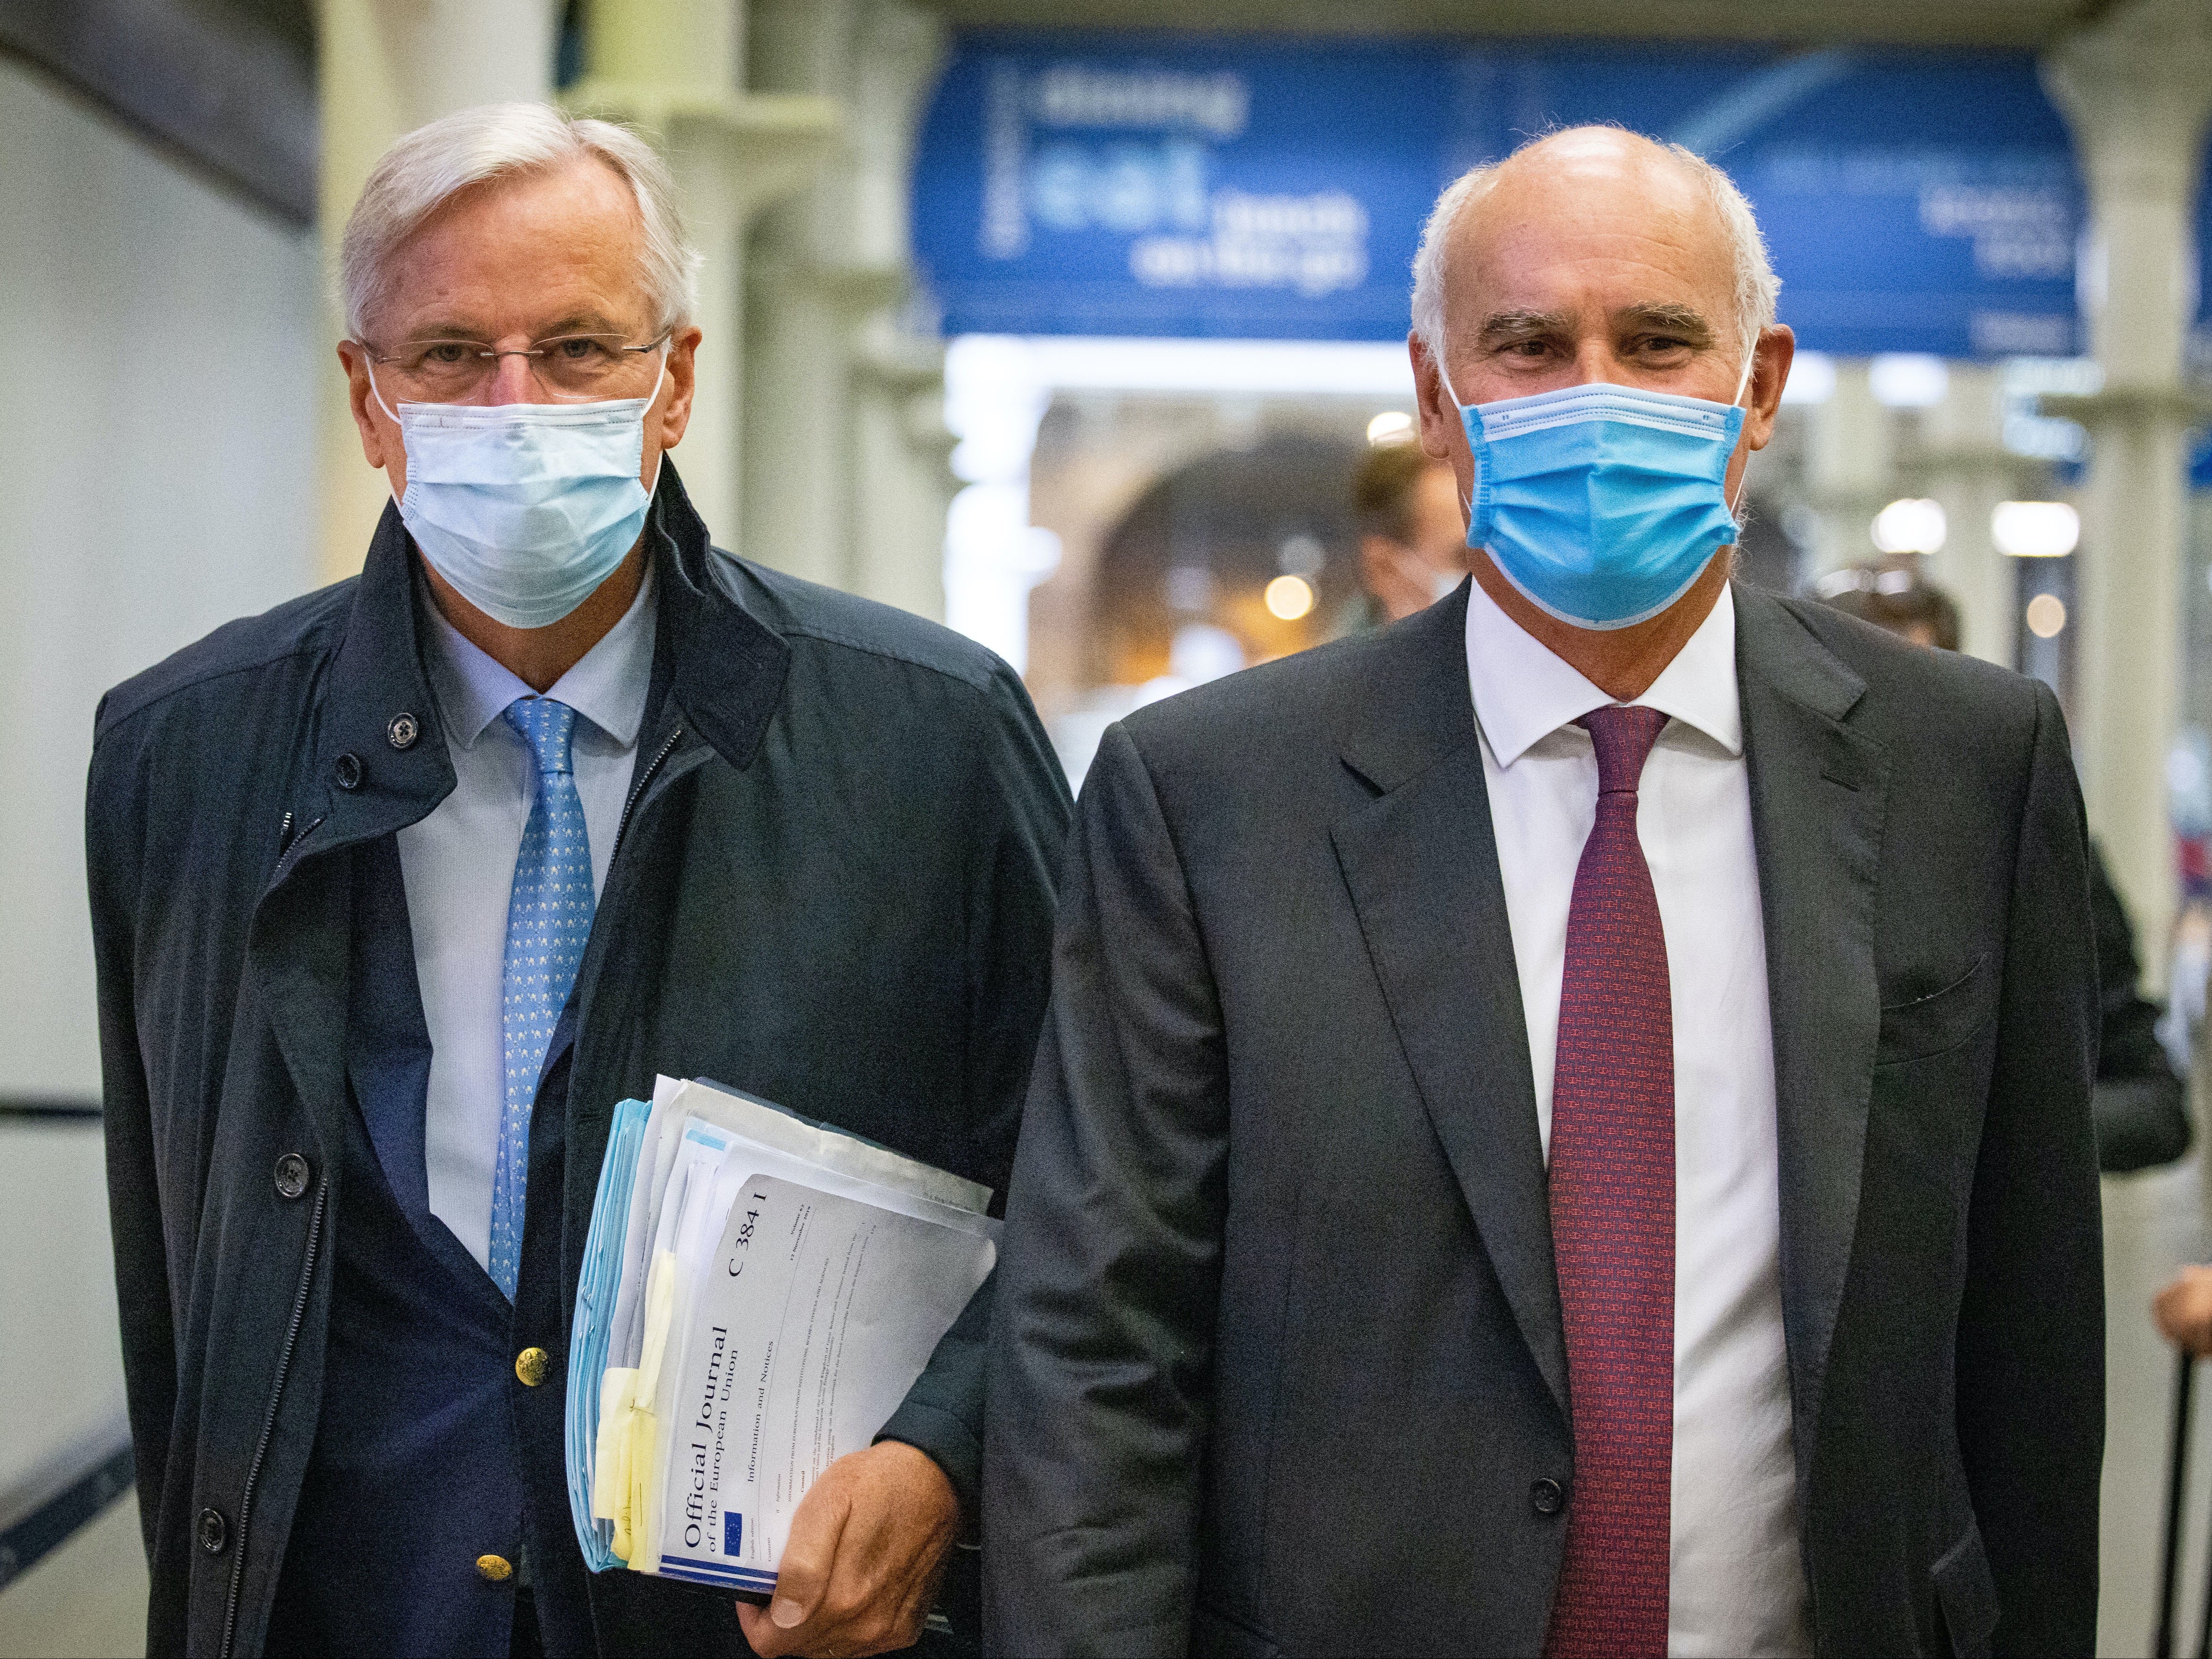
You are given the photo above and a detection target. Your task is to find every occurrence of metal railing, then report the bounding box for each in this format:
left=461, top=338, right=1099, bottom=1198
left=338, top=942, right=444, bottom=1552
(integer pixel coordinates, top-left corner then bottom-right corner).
left=0, top=1437, right=134, bottom=1594
left=0, top=1097, right=100, bottom=1120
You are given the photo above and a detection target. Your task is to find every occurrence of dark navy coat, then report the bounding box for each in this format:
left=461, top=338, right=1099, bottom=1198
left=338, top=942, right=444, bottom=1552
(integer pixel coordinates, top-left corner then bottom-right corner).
left=87, top=466, right=1070, bottom=1657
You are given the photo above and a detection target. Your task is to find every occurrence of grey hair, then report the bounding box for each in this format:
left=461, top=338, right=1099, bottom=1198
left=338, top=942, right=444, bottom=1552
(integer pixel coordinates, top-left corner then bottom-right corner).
left=1410, top=128, right=1780, bottom=373
left=340, top=101, right=703, bottom=340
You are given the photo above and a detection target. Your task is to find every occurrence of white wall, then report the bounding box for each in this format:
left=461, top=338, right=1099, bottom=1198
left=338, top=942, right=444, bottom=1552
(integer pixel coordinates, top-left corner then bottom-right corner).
left=0, top=59, right=323, bottom=1100
left=0, top=63, right=321, bottom=1649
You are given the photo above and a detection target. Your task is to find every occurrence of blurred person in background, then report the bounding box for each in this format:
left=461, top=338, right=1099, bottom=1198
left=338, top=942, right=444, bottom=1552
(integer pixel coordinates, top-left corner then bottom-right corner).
left=1351, top=437, right=1471, bottom=624
left=2156, top=1269, right=2212, bottom=1356
left=987, top=124, right=2102, bottom=1658
left=86, top=103, right=1066, bottom=1659
left=1814, top=562, right=1961, bottom=652
left=1820, top=559, right=2189, bottom=1175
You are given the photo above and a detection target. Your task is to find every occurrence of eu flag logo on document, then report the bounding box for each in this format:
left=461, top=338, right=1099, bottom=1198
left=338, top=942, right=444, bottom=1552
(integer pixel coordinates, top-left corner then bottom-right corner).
left=724, top=1512, right=743, bottom=1557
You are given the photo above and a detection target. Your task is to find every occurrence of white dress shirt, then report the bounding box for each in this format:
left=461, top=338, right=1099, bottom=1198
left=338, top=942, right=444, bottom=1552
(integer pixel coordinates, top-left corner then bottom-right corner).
left=396, top=568, right=656, bottom=1271
left=1464, top=577, right=1812, bottom=1657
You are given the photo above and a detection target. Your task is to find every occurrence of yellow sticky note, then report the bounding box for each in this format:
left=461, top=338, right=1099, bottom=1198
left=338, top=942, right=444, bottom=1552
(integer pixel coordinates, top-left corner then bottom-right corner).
left=593, top=1367, right=637, bottom=1525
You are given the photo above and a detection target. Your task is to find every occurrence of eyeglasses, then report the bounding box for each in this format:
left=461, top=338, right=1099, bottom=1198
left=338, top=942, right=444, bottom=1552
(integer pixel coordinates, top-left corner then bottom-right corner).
left=363, top=332, right=669, bottom=404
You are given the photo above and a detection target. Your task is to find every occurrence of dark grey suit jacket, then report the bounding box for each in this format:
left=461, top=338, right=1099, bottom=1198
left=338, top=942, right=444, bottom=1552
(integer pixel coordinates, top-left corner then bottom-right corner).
left=984, top=583, right=2103, bottom=1658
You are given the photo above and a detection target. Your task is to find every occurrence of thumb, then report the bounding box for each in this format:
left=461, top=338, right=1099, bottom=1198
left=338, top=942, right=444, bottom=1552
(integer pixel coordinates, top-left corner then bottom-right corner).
left=769, top=1484, right=850, bottom=1630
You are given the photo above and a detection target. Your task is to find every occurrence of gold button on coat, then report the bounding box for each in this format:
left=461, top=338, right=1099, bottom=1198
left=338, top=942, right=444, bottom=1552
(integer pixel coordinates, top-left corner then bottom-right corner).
left=476, top=1554, right=512, bottom=1583
left=515, top=1347, right=549, bottom=1387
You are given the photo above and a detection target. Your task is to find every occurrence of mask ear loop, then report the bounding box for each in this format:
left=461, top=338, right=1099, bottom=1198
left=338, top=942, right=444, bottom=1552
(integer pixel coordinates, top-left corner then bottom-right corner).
left=365, top=354, right=402, bottom=428
left=1732, top=332, right=1760, bottom=405
left=640, top=342, right=671, bottom=500
left=1725, top=330, right=1762, bottom=518
left=361, top=355, right=410, bottom=506
left=1431, top=352, right=1483, bottom=528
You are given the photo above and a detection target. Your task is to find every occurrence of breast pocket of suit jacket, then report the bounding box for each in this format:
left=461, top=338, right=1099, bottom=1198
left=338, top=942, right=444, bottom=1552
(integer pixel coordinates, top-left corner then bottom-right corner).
left=1877, top=954, right=1996, bottom=1068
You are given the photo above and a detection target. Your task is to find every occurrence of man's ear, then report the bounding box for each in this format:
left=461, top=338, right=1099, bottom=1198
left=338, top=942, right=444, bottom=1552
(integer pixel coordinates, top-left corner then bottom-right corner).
left=1409, top=333, right=1458, bottom=462
left=337, top=340, right=395, bottom=472
left=1744, top=325, right=1796, bottom=453
left=655, top=325, right=705, bottom=452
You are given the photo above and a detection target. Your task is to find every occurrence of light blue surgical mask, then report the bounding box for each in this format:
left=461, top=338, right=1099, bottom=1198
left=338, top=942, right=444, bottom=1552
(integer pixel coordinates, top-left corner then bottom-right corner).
left=1439, top=345, right=1756, bottom=630
left=374, top=356, right=666, bottom=630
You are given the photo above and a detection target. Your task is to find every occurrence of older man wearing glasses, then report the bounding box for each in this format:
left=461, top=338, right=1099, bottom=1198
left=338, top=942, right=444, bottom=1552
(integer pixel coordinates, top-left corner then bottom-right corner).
left=87, top=104, right=1066, bottom=1659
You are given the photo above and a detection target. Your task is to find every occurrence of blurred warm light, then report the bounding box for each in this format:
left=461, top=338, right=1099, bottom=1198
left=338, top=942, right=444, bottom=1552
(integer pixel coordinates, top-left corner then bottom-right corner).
left=1871, top=497, right=1947, bottom=555
left=1992, top=501, right=2080, bottom=558
left=1367, top=410, right=1416, bottom=445
left=1868, top=353, right=1950, bottom=409
left=1264, top=574, right=1316, bottom=621
left=2025, top=594, right=2068, bottom=638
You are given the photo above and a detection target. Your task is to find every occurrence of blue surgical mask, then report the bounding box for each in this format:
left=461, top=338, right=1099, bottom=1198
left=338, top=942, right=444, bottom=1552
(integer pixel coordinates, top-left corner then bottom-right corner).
left=374, top=357, right=665, bottom=630
left=1440, top=347, right=1754, bottom=629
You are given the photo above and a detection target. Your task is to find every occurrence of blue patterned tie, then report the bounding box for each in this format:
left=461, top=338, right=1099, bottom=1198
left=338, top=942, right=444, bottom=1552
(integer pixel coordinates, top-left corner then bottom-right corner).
left=489, top=696, right=595, bottom=1299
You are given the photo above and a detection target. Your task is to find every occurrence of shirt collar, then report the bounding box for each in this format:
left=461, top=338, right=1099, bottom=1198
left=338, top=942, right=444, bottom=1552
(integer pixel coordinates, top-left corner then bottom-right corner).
left=1463, top=573, right=1742, bottom=765
left=420, top=561, right=658, bottom=753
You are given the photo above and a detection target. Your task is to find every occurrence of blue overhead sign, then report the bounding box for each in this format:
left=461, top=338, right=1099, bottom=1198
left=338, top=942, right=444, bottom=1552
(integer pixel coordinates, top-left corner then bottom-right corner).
left=911, top=34, right=2088, bottom=358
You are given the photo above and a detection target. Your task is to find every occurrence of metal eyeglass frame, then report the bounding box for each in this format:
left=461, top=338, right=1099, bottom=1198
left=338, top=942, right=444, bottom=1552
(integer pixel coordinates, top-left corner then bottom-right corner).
left=361, top=331, right=671, bottom=402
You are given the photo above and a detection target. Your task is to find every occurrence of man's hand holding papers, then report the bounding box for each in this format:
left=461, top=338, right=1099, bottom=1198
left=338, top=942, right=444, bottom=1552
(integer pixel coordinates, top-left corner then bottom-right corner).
left=564, top=1077, right=997, bottom=1647
left=739, top=1439, right=959, bottom=1657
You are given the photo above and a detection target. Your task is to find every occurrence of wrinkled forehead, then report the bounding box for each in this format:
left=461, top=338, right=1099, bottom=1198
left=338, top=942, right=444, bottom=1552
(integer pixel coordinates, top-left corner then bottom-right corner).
left=1448, top=135, right=1733, bottom=313
left=375, top=156, right=652, bottom=336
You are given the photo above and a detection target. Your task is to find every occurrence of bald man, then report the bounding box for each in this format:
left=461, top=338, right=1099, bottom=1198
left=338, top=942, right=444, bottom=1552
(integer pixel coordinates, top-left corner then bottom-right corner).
left=984, top=128, right=2101, bottom=1657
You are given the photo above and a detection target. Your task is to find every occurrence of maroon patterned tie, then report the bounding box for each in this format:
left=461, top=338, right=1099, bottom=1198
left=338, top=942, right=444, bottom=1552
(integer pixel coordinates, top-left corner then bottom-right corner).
left=1544, top=705, right=1675, bottom=1659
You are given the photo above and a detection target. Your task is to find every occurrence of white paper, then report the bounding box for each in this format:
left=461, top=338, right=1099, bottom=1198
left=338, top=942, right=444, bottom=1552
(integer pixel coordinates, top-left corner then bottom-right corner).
left=665, top=1079, right=992, bottom=1216
left=648, top=1173, right=996, bottom=1593
left=576, top=1077, right=999, bottom=1592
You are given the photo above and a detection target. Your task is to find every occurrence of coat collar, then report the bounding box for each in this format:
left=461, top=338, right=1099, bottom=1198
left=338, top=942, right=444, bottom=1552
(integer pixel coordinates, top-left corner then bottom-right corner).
left=276, top=459, right=788, bottom=884
left=1337, top=583, right=1482, bottom=795
left=638, top=460, right=791, bottom=775
left=253, top=462, right=791, bottom=1154
left=294, top=494, right=456, bottom=859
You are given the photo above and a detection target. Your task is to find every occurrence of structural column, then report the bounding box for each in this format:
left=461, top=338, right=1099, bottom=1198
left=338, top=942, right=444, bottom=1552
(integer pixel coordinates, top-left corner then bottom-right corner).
left=571, top=0, right=839, bottom=545
left=845, top=0, right=955, bottom=621
left=2044, top=0, right=2212, bottom=982
left=849, top=338, right=959, bottom=621
left=1916, top=364, right=2019, bottom=668
left=743, top=0, right=954, bottom=615
left=316, top=0, right=562, bottom=583
left=1803, top=361, right=1894, bottom=581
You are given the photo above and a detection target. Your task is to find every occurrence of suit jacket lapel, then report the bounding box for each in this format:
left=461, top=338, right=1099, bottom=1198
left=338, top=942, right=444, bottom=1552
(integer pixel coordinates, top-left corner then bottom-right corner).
left=1331, top=593, right=1569, bottom=1422
left=1734, top=585, right=1889, bottom=1477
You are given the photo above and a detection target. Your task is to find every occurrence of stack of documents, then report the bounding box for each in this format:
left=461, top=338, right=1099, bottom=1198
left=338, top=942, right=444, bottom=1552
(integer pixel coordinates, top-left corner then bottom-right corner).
left=565, top=1076, right=999, bottom=1596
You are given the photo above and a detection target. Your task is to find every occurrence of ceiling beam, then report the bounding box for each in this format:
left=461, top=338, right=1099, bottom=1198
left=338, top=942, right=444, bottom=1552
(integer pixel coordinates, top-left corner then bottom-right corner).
left=0, top=0, right=315, bottom=225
